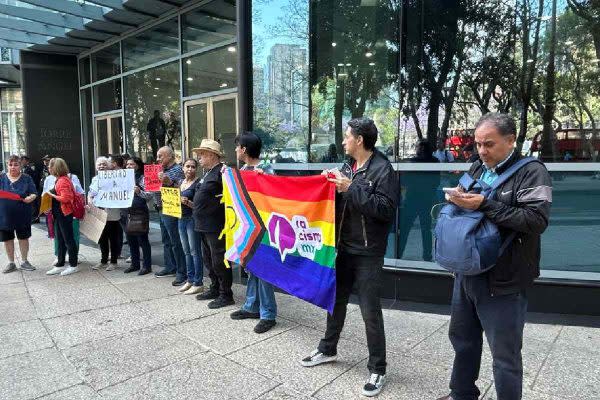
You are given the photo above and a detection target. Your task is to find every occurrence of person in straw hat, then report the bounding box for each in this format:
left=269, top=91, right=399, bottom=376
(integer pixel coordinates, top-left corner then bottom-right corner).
left=191, top=139, right=234, bottom=309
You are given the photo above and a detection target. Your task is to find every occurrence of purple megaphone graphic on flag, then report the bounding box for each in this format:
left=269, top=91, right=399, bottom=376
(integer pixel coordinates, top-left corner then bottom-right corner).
left=267, top=213, right=297, bottom=262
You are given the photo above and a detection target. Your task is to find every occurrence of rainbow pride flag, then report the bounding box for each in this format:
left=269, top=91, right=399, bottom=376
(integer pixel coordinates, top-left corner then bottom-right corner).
left=221, top=167, right=336, bottom=313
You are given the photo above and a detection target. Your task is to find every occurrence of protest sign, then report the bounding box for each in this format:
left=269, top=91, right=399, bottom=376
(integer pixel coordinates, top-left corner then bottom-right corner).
left=94, top=169, right=135, bottom=208
left=38, top=192, right=52, bottom=215
left=144, top=164, right=162, bottom=192
left=161, top=187, right=181, bottom=218
left=79, top=205, right=108, bottom=243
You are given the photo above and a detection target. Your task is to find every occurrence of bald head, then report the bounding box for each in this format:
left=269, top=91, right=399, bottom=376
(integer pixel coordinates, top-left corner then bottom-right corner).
left=157, top=146, right=175, bottom=167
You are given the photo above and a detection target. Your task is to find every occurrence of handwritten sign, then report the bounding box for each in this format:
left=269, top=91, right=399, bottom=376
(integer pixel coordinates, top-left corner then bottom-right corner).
left=161, top=187, right=182, bottom=218
left=79, top=205, right=108, bottom=243
left=38, top=193, right=52, bottom=215
left=144, top=164, right=162, bottom=192
left=94, top=169, right=135, bottom=208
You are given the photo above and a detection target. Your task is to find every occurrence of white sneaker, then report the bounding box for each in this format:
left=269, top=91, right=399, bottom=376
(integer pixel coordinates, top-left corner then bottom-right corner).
left=52, top=258, right=59, bottom=267
left=105, top=263, right=118, bottom=271
left=300, top=349, right=337, bottom=367
left=46, top=266, right=65, bottom=275
left=60, top=266, right=79, bottom=276
left=92, top=262, right=106, bottom=270
left=126, top=257, right=132, bottom=263
left=184, top=285, right=205, bottom=295
left=362, top=373, right=386, bottom=397
left=178, top=282, right=193, bottom=293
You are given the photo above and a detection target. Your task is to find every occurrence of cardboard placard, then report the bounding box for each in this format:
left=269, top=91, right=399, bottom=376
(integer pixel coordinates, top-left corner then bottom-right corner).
left=79, top=205, right=108, bottom=243
left=160, top=187, right=182, bottom=218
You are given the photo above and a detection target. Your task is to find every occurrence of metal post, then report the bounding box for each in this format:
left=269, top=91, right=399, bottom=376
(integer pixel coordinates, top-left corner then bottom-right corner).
left=236, top=0, right=251, bottom=134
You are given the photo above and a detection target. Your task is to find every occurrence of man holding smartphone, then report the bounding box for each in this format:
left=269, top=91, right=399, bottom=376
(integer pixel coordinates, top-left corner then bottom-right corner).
left=300, top=118, right=399, bottom=397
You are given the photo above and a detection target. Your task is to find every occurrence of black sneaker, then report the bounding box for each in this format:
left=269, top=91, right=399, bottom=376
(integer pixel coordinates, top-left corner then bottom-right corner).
left=196, top=290, right=219, bottom=301
left=207, top=297, right=235, bottom=309
left=124, top=266, right=140, bottom=274
left=230, top=309, right=260, bottom=320
left=172, top=279, right=186, bottom=287
left=154, top=269, right=176, bottom=278
left=138, top=268, right=152, bottom=276
left=254, top=319, right=276, bottom=334
left=362, top=373, right=386, bottom=397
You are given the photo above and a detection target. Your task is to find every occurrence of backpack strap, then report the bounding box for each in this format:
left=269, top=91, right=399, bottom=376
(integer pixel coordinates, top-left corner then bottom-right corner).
left=489, top=157, right=537, bottom=193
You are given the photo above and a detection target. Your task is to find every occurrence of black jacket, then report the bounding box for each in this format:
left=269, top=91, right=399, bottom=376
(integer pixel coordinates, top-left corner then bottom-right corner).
left=469, top=152, right=552, bottom=295
left=193, top=163, right=225, bottom=233
left=337, top=150, right=399, bottom=257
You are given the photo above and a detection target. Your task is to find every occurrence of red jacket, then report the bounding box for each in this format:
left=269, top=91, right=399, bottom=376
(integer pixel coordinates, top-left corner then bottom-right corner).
left=54, top=176, right=74, bottom=216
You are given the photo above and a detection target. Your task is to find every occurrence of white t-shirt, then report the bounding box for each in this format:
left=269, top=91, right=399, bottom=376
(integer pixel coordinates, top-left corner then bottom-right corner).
left=43, top=174, right=85, bottom=194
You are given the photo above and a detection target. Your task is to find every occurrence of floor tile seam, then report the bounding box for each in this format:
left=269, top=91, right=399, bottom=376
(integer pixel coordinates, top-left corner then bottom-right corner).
left=30, top=383, right=104, bottom=400
left=38, top=297, right=138, bottom=321
left=529, top=325, right=564, bottom=390
left=250, top=382, right=286, bottom=400
left=72, top=344, right=210, bottom=393
left=406, top=319, right=450, bottom=352
left=221, top=323, right=300, bottom=357
left=25, top=282, right=119, bottom=299
left=310, top=355, right=370, bottom=398
left=36, top=296, right=135, bottom=320
left=0, top=339, right=55, bottom=362
left=218, top=350, right=287, bottom=386
left=480, top=380, right=494, bottom=399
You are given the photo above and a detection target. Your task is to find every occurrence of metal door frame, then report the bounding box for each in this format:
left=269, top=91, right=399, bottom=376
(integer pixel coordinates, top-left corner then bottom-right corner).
left=183, top=93, right=238, bottom=160
left=93, top=112, right=123, bottom=158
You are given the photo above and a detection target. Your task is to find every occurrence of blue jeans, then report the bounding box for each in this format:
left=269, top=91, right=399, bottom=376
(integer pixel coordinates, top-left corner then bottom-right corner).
left=242, top=272, right=277, bottom=320
left=127, top=233, right=151, bottom=270
left=449, top=274, right=528, bottom=400
left=159, top=212, right=186, bottom=282
left=178, top=216, right=203, bottom=286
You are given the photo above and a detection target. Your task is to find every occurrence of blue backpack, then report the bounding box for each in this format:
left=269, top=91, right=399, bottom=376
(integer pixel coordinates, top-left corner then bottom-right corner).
left=434, top=157, right=537, bottom=275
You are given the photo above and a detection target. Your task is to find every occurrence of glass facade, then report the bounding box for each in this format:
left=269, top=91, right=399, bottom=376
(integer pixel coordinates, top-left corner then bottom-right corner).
left=124, top=62, right=181, bottom=162
left=0, top=88, right=25, bottom=168
left=91, top=42, right=121, bottom=82
left=74, top=0, right=600, bottom=277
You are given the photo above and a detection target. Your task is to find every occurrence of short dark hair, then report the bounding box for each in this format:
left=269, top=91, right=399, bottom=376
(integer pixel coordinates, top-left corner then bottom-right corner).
left=7, top=155, right=20, bottom=164
left=184, top=158, right=198, bottom=168
left=129, top=156, right=144, bottom=171
left=347, top=118, right=378, bottom=151
left=111, top=155, right=125, bottom=168
left=235, top=131, right=263, bottom=159
left=475, top=112, right=517, bottom=137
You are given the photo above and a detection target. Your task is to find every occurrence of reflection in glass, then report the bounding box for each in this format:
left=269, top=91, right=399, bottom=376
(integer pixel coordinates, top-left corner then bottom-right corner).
left=79, top=57, right=91, bottom=86
left=252, top=0, right=309, bottom=163
left=311, top=0, right=400, bottom=162
left=182, top=0, right=237, bottom=53
left=124, top=62, right=181, bottom=163
left=122, top=18, right=179, bottom=71
left=91, top=43, right=121, bottom=81
left=1, top=112, right=25, bottom=159
left=80, top=88, right=95, bottom=186
left=183, top=46, right=238, bottom=97
left=213, top=97, right=238, bottom=166
left=186, top=102, right=208, bottom=156
left=93, top=79, right=121, bottom=113
left=1, top=88, right=23, bottom=111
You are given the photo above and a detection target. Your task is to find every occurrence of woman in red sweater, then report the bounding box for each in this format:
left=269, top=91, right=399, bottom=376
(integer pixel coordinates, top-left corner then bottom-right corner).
left=45, top=158, right=79, bottom=276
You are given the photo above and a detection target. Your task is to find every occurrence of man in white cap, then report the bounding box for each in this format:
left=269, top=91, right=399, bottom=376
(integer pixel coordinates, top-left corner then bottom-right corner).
left=191, top=139, right=234, bottom=309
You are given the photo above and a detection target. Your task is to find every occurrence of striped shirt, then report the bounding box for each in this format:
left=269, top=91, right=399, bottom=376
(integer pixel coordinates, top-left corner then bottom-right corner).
left=154, top=163, right=184, bottom=208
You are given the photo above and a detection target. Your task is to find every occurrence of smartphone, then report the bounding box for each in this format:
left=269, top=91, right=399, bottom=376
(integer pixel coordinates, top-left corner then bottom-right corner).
left=442, top=187, right=463, bottom=197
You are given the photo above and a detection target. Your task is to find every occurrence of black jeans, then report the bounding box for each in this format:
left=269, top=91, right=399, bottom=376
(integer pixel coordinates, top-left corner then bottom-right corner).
left=449, top=274, right=528, bottom=400
left=200, top=231, right=232, bottom=299
left=99, top=221, right=121, bottom=264
left=318, top=252, right=386, bottom=375
left=54, top=212, right=78, bottom=267
left=127, top=233, right=151, bottom=270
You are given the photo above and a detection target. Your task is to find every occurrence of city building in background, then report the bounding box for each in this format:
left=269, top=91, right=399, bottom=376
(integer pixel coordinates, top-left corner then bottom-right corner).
left=0, top=0, right=599, bottom=314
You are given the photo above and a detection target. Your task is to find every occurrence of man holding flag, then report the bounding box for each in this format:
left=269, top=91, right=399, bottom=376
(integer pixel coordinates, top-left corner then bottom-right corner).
left=300, top=118, right=399, bottom=397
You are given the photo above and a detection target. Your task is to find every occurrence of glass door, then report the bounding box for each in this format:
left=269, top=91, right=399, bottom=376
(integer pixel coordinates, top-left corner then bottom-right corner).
left=184, top=94, right=238, bottom=165
left=94, top=114, right=123, bottom=157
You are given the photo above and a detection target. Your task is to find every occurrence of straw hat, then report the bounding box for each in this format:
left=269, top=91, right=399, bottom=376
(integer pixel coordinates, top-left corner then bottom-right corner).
left=191, top=139, right=224, bottom=157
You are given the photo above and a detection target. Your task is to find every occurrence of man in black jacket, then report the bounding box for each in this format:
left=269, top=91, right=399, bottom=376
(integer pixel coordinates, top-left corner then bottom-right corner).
left=192, top=139, right=233, bottom=309
left=300, top=118, right=399, bottom=397
left=437, top=113, right=552, bottom=400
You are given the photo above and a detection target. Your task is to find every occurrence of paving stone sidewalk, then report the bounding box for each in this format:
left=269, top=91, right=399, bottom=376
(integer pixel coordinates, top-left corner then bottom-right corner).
left=1, top=227, right=599, bottom=400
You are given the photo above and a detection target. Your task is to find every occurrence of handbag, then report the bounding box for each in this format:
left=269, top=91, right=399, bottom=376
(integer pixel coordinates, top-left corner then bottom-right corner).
left=126, top=208, right=149, bottom=235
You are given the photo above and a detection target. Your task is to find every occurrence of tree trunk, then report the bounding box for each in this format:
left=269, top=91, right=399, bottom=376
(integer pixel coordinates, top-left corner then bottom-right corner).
left=334, top=80, right=344, bottom=155
left=540, top=0, right=558, bottom=161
